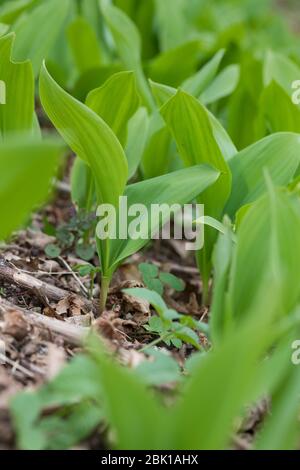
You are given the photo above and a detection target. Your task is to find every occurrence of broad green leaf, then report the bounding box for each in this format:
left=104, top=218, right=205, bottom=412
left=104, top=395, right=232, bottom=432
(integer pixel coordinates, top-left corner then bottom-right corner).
left=257, top=80, right=300, bottom=136
left=0, top=138, right=63, bottom=240
left=86, top=71, right=140, bottom=146
left=149, top=80, right=237, bottom=161
left=228, top=55, right=263, bottom=149
left=11, top=354, right=104, bottom=450
left=92, top=346, right=167, bottom=450
left=173, top=326, right=200, bottom=350
left=182, top=49, right=225, bottom=96
left=141, top=111, right=173, bottom=179
left=170, top=316, right=274, bottom=450
left=0, top=33, right=34, bottom=138
left=201, top=64, right=240, bottom=105
left=229, top=182, right=300, bottom=321
left=161, top=90, right=231, bottom=218
left=101, top=0, right=140, bottom=68
left=154, top=0, right=190, bottom=51
left=0, top=0, right=35, bottom=24
left=226, top=133, right=300, bottom=217
left=159, top=272, right=185, bottom=292
left=12, top=0, right=71, bottom=76
left=70, top=158, right=95, bottom=210
left=161, top=90, right=232, bottom=294
left=81, top=0, right=102, bottom=40
left=135, top=349, right=180, bottom=386
left=150, top=49, right=225, bottom=102
left=0, top=23, right=9, bottom=37
left=67, top=15, right=102, bottom=74
left=39, top=63, right=128, bottom=209
left=149, top=80, right=175, bottom=108
left=126, top=107, right=149, bottom=178
left=148, top=40, right=203, bottom=88
left=207, top=110, right=237, bottom=160
left=264, top=50, right=300, bottom=96
left=107, top=164, right=220, bottom=270
left=72, top=64, right=123, bottom=102
left=210, top=220, right=235, bottom=344
left=100, top=1, right=154, bottom=110
left=255, top=364, right=300, bottom=450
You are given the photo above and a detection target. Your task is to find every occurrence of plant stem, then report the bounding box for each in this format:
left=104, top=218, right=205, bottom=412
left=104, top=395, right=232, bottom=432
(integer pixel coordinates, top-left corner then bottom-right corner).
left=140, top=333, right=171, bottom=353
left=99, top=275, right=111, bottom=313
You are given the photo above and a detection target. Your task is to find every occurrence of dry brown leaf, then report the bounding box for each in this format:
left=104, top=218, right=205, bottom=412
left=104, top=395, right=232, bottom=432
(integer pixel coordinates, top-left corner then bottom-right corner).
left=120, top=281, right=150, bottom=315
left=2, top=310, right=31, bottom=341
left=55, top=294, right=86, bottom=317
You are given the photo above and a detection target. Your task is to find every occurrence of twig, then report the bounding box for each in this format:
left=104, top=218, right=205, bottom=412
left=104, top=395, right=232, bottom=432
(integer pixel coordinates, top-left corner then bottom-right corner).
left=0, top=297, right=88, bottom=346
left=0, top=258, right=96, bottom=313
left=0, top=353, right=36, bottom=379
left=58, top=256, right=89, bottom=297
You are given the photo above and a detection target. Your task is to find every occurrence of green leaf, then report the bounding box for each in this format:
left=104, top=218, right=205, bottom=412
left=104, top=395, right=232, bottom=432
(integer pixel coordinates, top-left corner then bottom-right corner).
left=126, top=107, right=149, bottom=179
left=75, top=264, right=96, bottom=277
left=108, top=164, right=220, bottom=270
left=149, top=80, right=237, bottom=163
left=210, top=219, right=235, bottom=344
left=11, top=392, right=46, bottom=450
left=100, top=1, right=154, bottom=110
left=75, top=243, right=95, bottom=261
left=161, top=90, right=231, bottom=293
left=86, top=71, right=140, bottom=146
left=12, top=0, right=71, bottom=76
left=173, top=326, right=200, bottom=349
left=263, top=50, right=300, bottom=96
left=255, top=355, right=300, bottom=450
left=154, top=0, right=190, bottom=51
left=141, top=111, right=173, bottom=179
left=70, top=157, right=95, bottom=210
left=161, top=90, right=231, bottom=219
left=67, top=15, right=103, bottom=74
left=0, top=138, right=63, bottom=240
left=39, top=402, right=103, bottom=451
left=11, top=354, right=104, bottom=450
left=257, top=80, right=300, bottom=135
left=0, top=33, right=34, bottom=138
left=148, top=40, right=202, bottom=88
left=139, top=262, right=159, bottom=278
left=135, top=349, right=180, bottom=386
left=149, top=79, right=175, bottom=107
left=91, top=347, right=167, bottom=450
left=0, top=0, right=35, bottom=24
left=159, top=272, right=185, bottom=292
left=39, top=63, right=128, bottom=209
left=227, top=56, right=263, bottom=150
left=200, top=64, right=240, bottom=105
left=229, top=181, right=300, bottom=322
left=45, top=244, right=61, bottom=259
left=144, top=277, right=164, bottom=295
left=170, top=317, right=274, bottom=450
left=183, top=49, right=225, bottom=96
left=124, top=287, right=167, bottom=317
left=226, top=133, right=300, bottom=217
left=145, top=315, right=165, bottom=333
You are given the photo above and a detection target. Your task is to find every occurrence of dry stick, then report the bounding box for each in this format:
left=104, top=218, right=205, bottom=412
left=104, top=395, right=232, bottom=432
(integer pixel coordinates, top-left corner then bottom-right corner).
left=58, top=256, right=89, bottom=297
left=0, top=297, right=88, bottom=346
left=0, top=352, right=36, bottom=379
left=0, top=259, right=96, bottom=313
